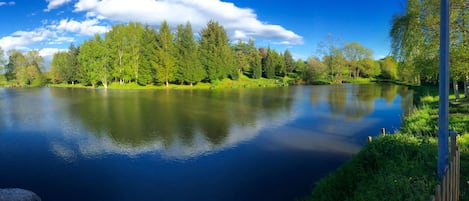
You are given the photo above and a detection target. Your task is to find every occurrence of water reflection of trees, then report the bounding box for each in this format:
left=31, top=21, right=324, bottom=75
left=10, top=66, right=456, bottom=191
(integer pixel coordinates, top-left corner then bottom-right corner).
left=322, top=84, right=413, bottom=120
left=51, top=88, right=294, bottom=148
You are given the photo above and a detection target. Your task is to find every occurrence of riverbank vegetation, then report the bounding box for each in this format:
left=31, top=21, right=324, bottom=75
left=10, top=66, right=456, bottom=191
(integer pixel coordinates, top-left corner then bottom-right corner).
left=305, top=0, right=469, bottom=199
left=390, top=0, right=469, bottom=96
left=305, top=93, right=469, bottom=201
left=1, top=20, right=401, bottom=89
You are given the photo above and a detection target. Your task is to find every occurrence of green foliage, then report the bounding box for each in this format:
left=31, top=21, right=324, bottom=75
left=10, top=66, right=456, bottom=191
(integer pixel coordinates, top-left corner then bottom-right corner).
left=155, top=21, right=176, bottom=87
left=200, top=21, right=236, bottom=82
left=343, top=42, right=373, bottom=79
left=308, top=134, right=438, bottom=201
left=250, top=43, right=262, bottom=79
left=174, top=22, right=205, bottom=86
left=78, top=34, right=110, bottom=88
left=284, top=49, right=295, bottom=73
left=390, top=0, right=469, bottom=84
left=307, top=92, right=469, bottom=201
left=50, top=51, right=70, bottom=83
left=3, top=50, right=45, bottom=87
left=138, top=25, right=157, bottom=85
left=379, top=56, right=398, bottom=80
left=263, top=48, right=277, bottom=79
left=302, top=57, right=327, bottom=84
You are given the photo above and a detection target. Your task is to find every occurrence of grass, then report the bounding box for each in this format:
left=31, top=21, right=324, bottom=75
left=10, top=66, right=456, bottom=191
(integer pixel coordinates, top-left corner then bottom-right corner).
left=305, top=93, right=469, bottom=201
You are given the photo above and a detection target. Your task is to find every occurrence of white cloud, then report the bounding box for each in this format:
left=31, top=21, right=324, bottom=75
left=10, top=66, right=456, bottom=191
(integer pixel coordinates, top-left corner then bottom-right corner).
left=39, top=47, right=68, bottom=68
left=52, top=18, right=110, bottom=36
left=48, top=36, right=75, bottom=45
left=74, top=0, right=303, bottom=44
left=44, top=0, right=72, bottom=12
left=0, top=28, right=53, bottom=52
left=0, top=1, right=15, bottom=6
left=39, top=47, right=67, bottom=58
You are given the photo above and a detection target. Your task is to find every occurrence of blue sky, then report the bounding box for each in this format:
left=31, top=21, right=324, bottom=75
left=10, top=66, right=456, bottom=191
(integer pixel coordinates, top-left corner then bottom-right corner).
left=0, top=0, right=405, bottom=65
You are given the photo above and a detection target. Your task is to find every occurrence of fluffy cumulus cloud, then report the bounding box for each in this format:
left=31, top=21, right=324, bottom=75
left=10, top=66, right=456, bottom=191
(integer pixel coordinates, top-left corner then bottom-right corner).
left=44, top=0, right=72, bottom=12
left=51, top=18, right=110, bottom=36
left=0, top=28, right=53, bottom=51
left=39, top=47, right=67, bottom=65
left=0, top=1, right=15, bottom=6
left=74, top=0, right=303, bottom=44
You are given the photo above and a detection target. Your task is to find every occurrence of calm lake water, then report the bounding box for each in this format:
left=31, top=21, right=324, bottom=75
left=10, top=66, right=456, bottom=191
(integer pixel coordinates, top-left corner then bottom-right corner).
left=0, top=84, right=413, bottom=201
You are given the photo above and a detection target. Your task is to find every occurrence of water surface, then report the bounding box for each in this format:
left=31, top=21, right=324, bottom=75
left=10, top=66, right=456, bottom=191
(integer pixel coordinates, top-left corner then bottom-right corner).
left=0, top=84, right=413, bottom=201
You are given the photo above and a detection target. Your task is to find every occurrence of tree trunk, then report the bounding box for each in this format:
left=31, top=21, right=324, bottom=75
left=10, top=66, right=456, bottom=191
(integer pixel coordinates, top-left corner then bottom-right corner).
left=465, top=76, right=469, bottom=98
left=165, top=81, right=169, bottom=88
left=190, top=82, right=193, bottom=87
left=453, top=79, right=460, bottom=100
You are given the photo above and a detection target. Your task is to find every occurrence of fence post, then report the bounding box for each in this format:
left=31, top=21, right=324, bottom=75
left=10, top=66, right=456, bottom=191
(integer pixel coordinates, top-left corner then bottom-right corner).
left=450, top=131, right=457, bottom=157
left=437, top=0, right=450, bottom=181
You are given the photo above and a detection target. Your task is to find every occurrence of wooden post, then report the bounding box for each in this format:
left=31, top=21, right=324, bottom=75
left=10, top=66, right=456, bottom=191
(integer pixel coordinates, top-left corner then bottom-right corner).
left=451, top=131, right=457, bottom=157
left=381, top=128, right=386, bottom=136
left=368, top=136, right=372, bottom=143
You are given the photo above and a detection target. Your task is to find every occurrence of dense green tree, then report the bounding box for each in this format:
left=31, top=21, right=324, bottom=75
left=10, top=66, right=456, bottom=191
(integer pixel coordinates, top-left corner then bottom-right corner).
left=174, top=22, right=205, bottom=86
left=390, top=0, right=469, bottom=86
left=128, top=22, right=144, bottom=83
left=67, top=43, right=80, bottom=85
left=304, top=57, right=327, bottom=83
left=6, top=50, right=26, bottom=81
left=155, top=21, right=176, bottom=87
left=361, top=58, right=381, bottom=78
left=295, top=59, right=307, bottom=73
left=233, top=40, right=250, bottom=75
left=263, top=48, right=276, bottom=79
left=106, top=24, right=128, bottom=84
left=249, top=43, right=262, bottom=79
left=139, top=25, right=158, bottom=85
left=200, top=21, right=236, bottom=81
left=78, top=34, right=110, bottom=88
left=16, top=50, right=45, bottom=86
left=106, top=22, right=145, bottom=84
left=5, top=50, right=44, bottom=86
left=390, top=0, right=426, bottom=84
left=50, top=51, right=70, bottom=83
left=379, top=56, right=398, bottom=80
left=274, top=50, right=286, bottom=77
left=343, top=42, right=373, bottom=79
left=324, top=46, right=347, bottom=84
left=284, top=49, right=295, bottom=73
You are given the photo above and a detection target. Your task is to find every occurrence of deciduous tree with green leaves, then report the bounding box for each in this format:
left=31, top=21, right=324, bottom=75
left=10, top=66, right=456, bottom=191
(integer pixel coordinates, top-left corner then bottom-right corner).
left=155, top=21, right=176, bottom=87
left=78, top=34, right=110, bottom=88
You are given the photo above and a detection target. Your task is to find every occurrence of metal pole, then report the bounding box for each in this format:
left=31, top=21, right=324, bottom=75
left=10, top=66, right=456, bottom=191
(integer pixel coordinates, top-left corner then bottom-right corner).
left=438, top=0, right=450, bottom=181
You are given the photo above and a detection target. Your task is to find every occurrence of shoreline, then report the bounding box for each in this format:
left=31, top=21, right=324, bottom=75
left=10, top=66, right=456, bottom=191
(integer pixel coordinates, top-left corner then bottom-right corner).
left=306, top=92, right=469, bottom=201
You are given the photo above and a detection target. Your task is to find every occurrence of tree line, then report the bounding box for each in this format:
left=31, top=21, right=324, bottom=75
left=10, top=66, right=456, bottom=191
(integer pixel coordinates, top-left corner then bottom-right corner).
left=47, top=21, right=299, bottom=88
left=0, top=21, right=398, bottom=88
left=391, top=0, right=469, bottom=97
left=0, top=49, right=45, bottom=87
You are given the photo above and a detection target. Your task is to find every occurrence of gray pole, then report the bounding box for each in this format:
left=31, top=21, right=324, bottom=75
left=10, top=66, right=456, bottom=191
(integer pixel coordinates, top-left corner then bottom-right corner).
left=437, top=0, right=450, bottom=181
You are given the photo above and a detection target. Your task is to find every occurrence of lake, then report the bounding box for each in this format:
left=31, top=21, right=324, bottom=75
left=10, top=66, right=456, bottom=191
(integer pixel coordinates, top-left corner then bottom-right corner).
left=0, top=84, right=413, bottom=201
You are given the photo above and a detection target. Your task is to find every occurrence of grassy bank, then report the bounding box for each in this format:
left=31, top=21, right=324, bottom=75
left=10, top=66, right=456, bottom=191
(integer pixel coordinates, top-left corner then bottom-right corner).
left=48, top=75, right=290, bottom=90
left=305, top=94, right=469, bottom=201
